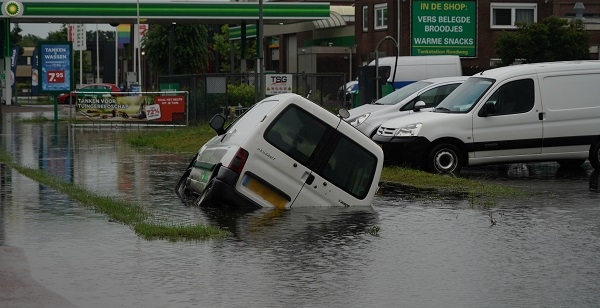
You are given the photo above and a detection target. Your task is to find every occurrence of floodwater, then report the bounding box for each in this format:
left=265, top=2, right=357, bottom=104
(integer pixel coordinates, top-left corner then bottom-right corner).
left=1, top=106, right=600, bottom=307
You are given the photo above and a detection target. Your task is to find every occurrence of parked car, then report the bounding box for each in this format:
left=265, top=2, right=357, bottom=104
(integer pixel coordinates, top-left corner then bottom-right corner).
left=346, top=76, right=468, bottom=137
left=174, top=93, right=384, bottom=210
left=373, top=60, right=600, bottom=174
left=57, top=83, right=121, bottom=104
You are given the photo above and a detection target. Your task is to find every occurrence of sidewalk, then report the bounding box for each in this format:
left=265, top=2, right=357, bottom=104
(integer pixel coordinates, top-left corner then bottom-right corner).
left=0, top=246, right=76, bottom=308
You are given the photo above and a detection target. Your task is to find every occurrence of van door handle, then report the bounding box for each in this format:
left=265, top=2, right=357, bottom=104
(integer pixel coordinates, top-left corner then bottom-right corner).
left=305, top=174, right=315, bottom=185
left=538, top=112, right=545, bottom=121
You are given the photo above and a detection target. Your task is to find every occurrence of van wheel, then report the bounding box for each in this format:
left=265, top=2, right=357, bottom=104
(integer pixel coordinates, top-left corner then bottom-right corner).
left=589, top=142, right=600, bottom=170
left=194, top=181, right=214, bottom=207
left=557, top=159, right=586, bottom=168
left=425, top=143, right=463, bottom=175
left=174, top=168, right=192, bottom=201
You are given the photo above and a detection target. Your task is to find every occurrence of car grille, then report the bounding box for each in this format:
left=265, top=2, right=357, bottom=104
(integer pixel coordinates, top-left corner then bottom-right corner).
left=377, top=126, right=396, bottom=137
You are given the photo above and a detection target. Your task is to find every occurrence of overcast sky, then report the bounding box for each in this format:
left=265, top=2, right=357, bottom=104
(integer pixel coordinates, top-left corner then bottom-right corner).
left=16, top=23, right=116, bottom=38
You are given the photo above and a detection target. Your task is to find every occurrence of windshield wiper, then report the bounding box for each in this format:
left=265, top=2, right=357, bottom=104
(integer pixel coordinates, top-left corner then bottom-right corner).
left=435, top=107, right=451, bottom=113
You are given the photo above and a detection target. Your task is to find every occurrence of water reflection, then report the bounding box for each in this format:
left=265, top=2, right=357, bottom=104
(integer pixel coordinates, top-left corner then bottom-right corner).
left=3, top=108, right=600, bottom=307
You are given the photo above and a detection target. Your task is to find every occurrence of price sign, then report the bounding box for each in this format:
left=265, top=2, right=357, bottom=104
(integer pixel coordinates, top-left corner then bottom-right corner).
left=145, top=104, right=162, bottom=120
left=47, top=70, right=65, bottom=83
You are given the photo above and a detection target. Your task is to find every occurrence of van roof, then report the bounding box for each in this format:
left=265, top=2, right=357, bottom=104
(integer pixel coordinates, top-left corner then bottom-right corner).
left=473, top=60, right=600, bottom=79
left=420, top=76, right=469, bottom=83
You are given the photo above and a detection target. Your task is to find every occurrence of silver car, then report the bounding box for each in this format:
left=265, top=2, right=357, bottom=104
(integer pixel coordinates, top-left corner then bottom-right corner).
left=346, top=76, right=468, bottom=137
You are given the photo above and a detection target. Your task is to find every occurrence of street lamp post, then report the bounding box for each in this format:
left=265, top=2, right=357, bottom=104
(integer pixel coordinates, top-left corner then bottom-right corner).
left=136, top=0, right=142, bottom=89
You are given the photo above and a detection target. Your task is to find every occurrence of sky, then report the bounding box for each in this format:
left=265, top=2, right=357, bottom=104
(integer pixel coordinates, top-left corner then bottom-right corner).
left=16, top=23, right=115, bottom=38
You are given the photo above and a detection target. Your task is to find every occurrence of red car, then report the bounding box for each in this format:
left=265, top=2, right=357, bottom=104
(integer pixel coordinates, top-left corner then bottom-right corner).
left=57, top=83, right=122, bottom=104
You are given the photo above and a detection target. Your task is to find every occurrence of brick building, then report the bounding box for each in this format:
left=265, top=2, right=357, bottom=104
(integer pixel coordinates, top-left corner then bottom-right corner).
left=354, top=0, right=600, bottom=76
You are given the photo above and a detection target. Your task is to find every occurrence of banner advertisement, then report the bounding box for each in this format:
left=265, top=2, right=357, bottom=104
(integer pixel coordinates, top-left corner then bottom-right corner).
left=9, top=45, right=20, bottom=98
left=31, top=46, right=38, bottom=95
left=75, top=93, right=186, bottom=124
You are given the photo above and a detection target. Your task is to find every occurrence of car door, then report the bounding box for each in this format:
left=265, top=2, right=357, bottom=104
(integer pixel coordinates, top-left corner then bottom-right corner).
left=291, top=120, right=382, bottom=207
left=241, top=100, right=340, bottom=209
left=471, top=76, right=542, bottom=158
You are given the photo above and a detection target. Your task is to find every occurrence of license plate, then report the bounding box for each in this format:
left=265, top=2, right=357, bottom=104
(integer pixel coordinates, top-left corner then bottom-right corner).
left=242, top=177, right=287, bottom=209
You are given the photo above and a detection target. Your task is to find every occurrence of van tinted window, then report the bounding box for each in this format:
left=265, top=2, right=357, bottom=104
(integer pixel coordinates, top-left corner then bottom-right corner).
left=322, top=136, right=377, bottom=199
left=265, top=105, right=328, bottom=165
left=484, top=79, right=534, bottom=115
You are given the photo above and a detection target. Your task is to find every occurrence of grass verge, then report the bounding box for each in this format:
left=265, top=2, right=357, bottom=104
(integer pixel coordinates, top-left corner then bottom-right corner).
left=123, top=125, right=527, bottom=202
left=0, top=151, right=231, bottom=241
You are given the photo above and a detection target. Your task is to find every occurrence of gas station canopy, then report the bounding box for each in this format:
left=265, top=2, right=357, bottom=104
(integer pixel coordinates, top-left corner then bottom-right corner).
left=1, top=0, right=330, bottom=25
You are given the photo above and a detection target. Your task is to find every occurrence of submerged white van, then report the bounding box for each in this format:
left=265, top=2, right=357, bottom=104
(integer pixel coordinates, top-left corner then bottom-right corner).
left=373, top=61, right=600, bottom=174
left=175, top=93, right=384, bottom=209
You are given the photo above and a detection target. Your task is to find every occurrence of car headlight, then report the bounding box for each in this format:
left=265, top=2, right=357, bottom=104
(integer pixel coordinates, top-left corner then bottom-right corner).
left=349, top=113, right=370, bottom=127
left=395, top=123, right=422, bottom=137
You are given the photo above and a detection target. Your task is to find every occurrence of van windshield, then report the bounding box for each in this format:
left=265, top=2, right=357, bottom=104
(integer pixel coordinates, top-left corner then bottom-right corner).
left=434, top=77, right=494, bottom=113
left=373, top=81, right=432, bottom=105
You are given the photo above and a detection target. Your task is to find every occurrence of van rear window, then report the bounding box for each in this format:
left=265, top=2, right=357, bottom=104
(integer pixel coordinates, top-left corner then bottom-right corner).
left=265, top=104, right=377, bottom=199
left=265, top=105, right=328, bottom=165
left=322, top=136, right=377, bottom=199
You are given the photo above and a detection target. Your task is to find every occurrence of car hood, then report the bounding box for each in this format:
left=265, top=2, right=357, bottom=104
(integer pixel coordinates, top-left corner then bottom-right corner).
left=378, top=110, right=447, bottom=129
left=347, top=104, right=389, bottom=119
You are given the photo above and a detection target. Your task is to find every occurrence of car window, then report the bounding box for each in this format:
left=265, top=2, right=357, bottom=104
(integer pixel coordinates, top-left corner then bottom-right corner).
left=374, top=81, right=432, bottom=106
left=400, top=83, right=461, bottom=111
left=322, top=136, right=377, bottom=199
left=265, top=105, right=329, bottom=165
left=483, top=79, right=534, bottom=115
left=435, top=77, right=494, bottom=113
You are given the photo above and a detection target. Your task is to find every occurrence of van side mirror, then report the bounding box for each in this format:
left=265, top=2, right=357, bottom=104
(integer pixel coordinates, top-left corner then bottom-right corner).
left=338, top=108, right=350, bottom=119
left=209, top=114, right=227, bottom=135
left=414, top=101, right=427, bottom=111
left=480, top=101, right=496, bottom=117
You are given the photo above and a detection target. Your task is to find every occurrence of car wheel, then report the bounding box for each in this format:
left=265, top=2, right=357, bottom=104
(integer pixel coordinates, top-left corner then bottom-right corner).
left=194, top=180, right=214, bottom=207
left=589, top=141, right=600, bottom=170
left=557, top=159, right=586, bottom=168
left=174, top=168, right=192, bottom=201
left=425, top=143, right=463, bottom=175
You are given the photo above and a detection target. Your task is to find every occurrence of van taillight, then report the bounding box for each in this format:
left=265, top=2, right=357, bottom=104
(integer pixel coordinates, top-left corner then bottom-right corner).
left=228, top=148, right=249, bottom=175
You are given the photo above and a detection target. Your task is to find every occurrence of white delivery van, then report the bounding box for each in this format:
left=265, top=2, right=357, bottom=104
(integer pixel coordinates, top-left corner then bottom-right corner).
left=368, top=55, right=462, bottom=89
left=175, top=93, right=384, bottom=209
left=347, top=76, right=467, bottom=137
left=373, top=61, right=600, bottom=174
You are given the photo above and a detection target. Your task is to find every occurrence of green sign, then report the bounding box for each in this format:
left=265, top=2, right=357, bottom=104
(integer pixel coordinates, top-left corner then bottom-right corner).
left=411, top=0, right=476, bottom=57
left=160, top=83, right=179, bottom=92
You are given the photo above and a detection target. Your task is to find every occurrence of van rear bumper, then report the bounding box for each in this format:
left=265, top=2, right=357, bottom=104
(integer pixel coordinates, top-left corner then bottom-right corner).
left=372, top=135, right=430, bottom=166
left=211, top=167, right=263, bottom=210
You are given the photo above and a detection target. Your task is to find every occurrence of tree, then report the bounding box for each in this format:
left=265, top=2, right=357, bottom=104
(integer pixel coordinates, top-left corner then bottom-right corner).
left=212, top=24, right=256, bottom=73
left=141, top=24, right=212, bottom=76
left=20, top=34, right=42, bottom=47
left=495, top=16, right=590, bottom=66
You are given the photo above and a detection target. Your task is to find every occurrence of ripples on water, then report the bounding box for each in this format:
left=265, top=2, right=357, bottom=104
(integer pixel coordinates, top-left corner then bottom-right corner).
left=1, top=110, right=600, bottom=307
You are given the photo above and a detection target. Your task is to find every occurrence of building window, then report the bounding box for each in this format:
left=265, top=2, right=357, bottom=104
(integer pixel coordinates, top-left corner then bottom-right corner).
left=363, top=6, right=369, bottom=32
left=374, top=3, right=388, bottom=30
left=491, top=3, right=537, bottom=29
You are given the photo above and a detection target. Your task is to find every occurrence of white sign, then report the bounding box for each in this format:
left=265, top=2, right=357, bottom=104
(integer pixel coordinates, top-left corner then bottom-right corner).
left=68, top=24, right=87, bottom=51
left=145, top=104, right=161, bottom=120
left=265, top=74, right=293, bottom=95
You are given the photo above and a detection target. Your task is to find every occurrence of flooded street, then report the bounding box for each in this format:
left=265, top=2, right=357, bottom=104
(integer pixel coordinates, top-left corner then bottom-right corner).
left=1, top=106, right=600, bottom=307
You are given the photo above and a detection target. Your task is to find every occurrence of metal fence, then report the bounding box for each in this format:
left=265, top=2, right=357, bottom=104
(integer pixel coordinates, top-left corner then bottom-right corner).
left=159, top=72, right=348, bottom=124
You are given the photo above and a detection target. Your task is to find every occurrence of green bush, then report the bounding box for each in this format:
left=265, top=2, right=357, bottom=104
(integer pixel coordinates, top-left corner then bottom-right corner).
left=227, top=83, right=255, bottom=107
